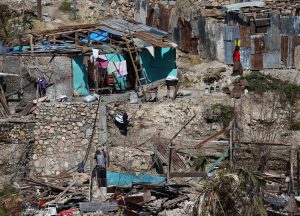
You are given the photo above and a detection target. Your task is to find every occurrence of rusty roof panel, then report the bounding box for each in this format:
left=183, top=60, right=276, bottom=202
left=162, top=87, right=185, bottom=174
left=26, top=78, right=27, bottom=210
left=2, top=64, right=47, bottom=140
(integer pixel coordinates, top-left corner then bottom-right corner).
left=178, top=20, right=198, bottom=54
left=133, top=32, right=171, bottom=47
left=158, top=4, right=170, bottom=32
left=251, top=53, right=263, bottom=70
left=240, top=26, right=251, bottom=48
left=251, top=35, right=265, bottom=54
left=263, top=51, right=281, bottom=69
left=156, top=142, right=186, bottom=171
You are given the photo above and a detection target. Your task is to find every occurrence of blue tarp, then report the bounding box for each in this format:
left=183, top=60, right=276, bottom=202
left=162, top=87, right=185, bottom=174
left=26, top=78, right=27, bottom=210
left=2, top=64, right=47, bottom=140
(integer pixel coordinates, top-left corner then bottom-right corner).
left=107, top=171, right=166, bottom=186
left=140, top=47, right=177, bottom=83
left=82, top=31, right=109, bottom=43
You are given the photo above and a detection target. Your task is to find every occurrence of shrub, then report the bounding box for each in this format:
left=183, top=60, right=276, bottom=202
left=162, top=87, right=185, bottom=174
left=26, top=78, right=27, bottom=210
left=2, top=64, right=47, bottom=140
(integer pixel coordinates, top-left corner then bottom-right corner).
left=205, top=103, right=234, bottom=127
left=59, top=0, right=72, bottom=13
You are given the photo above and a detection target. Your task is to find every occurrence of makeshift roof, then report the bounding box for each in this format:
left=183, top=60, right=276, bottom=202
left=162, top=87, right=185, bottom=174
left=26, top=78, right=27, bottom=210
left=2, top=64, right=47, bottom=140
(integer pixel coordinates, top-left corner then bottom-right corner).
left=223, top=1, right=266, bottom=12
left=4, top=19, right=175, bottom=56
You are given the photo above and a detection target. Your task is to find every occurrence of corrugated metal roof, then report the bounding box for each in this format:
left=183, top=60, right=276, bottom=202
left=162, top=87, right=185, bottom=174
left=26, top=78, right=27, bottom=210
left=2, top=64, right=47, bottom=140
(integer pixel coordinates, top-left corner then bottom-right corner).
left=223, top=1, right=266, bottom=11
left=98, top=26, right=124, bottom=37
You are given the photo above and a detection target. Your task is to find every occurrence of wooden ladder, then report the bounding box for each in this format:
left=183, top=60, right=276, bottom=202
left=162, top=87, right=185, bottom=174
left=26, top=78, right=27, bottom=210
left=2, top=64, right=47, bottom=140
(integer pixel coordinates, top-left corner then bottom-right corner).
left=123, top=22, right=149, bottom=100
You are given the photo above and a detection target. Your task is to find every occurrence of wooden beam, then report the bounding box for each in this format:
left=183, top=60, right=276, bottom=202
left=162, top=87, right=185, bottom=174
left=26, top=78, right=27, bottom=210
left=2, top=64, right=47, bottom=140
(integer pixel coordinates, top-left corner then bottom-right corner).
left=195, top=127, right=230, bottom=148
left=169, top=172, right=206, bottom=178
left=0, top=73, right=19, bottom=77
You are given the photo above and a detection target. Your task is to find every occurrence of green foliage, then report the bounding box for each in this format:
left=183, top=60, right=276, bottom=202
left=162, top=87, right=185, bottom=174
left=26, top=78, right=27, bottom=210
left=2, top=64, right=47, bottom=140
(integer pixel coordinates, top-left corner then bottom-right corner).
left=59, top=0, right=72, bottom=13
left=194, top=169, right=268, bottom=216
left=240, top=72, right=300, bottom=104
left=0, top=208, right=6, bottom=216
left=205, top=103, right=234, bottom=127
left=193, top=156, right=210, bottom=171
left=238, top=168, right=265, bottom=191
left=0, top=185, right=16, bottom=197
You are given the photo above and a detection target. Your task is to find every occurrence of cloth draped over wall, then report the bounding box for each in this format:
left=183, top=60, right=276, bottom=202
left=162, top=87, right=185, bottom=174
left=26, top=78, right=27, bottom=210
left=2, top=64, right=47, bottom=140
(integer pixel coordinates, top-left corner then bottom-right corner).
left=140, top=47, right=177, bottom=83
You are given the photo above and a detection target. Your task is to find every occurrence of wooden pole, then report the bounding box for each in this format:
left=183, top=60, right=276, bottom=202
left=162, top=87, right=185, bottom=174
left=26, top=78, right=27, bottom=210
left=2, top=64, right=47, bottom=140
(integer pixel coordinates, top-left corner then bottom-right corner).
left=230, top=128, right=233, bottom=168
left=30, top=34, right=34, bottom=56
left=37, top=0, right=42, bottom=20
left=297, top=150, right=299, bottom=195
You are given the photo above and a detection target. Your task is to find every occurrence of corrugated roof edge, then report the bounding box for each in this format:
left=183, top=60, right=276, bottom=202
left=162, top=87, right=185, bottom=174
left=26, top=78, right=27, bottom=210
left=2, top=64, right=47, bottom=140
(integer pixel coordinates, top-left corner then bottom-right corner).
left=223, top=1, right=266, bottom=11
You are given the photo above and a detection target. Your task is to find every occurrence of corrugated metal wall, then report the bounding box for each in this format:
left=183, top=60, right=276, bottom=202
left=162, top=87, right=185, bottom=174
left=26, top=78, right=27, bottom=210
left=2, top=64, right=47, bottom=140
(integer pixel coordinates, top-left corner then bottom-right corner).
left=240, top=47, right=251, bottom=69
left=145, top=6, right=300, bottom=70
left=263, top=51, right=281, bottom=69
left=224, top=25, right=239, bottom=64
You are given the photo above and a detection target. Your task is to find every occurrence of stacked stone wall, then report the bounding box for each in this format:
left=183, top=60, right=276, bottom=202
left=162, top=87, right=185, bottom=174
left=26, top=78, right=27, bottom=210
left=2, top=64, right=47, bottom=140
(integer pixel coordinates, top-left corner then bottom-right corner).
left=32, top=102, right=100, bottom=176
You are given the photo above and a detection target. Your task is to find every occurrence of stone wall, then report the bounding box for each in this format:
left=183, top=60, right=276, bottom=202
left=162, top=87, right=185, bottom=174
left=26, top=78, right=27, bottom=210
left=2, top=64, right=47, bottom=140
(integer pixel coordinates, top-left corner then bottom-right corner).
left=0, top=121, right=35, bottom=189
left=0, top=56, right=72, bottom=113
left=31, top=102, right=101, bottom=176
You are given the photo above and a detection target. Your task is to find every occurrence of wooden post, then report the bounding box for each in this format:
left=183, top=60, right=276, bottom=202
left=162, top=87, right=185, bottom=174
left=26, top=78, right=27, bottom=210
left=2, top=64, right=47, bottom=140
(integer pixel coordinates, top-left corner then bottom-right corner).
left=71, top=0, right=77, bottom=20
left=37, top=0, right=42, bottom=20
left=30, top=34, right=34, bottom=56
left=229, top=128, right=233, bottom=168
left=297, top=150, right=299, bottom=195
left=167, top=145, right=172, bottom=183
left=89, top=157, right=93, bottom=202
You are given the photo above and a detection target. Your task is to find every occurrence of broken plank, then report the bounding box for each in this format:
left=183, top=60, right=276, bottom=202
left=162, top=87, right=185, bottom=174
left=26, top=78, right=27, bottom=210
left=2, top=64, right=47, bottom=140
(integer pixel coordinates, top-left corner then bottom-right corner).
left=163, top=195, right=189, bottom=209
left=169, top=172, right=206, bottom=178
left=23, top=178, right=77, bottom=193
left=0, top=73, right=20, bottom=77
left=79, top=202, right=118, bottom=213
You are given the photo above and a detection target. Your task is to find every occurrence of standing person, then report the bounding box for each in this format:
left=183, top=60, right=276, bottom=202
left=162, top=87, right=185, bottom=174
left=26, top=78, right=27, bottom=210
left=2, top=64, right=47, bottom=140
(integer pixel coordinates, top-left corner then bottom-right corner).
left=94, top=150, right=107, bottom=188
left=166, top=70, right=179, bottom=100
left=232, top=46, right=243, bottom=76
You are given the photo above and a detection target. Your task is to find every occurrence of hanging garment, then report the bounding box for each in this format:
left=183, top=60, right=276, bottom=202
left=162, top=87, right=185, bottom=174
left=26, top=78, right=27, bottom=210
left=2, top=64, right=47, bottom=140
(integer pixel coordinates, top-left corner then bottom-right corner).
left=114, top=61, right=128, bottom=77
left=98, top=58, right=109, bottom=69
left=107, top=61, right=127, bottom=77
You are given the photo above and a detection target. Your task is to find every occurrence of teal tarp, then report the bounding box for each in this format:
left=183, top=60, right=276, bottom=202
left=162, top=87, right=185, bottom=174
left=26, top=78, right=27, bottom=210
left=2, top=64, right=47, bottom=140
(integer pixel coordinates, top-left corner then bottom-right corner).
left=140, top=47, right=177, bottom=83
left=72, top=55, right=89, bottom=96
left=107, top=171, right=166, bottom=186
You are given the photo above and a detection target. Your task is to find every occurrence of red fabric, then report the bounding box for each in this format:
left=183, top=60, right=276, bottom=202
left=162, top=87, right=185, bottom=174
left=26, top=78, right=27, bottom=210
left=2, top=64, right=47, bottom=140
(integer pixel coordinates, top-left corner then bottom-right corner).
left=233, top=50, right=240, bottom=61
left=57, top=208, right=73, bottom=216
left=38, top=200, right=46, bottom=209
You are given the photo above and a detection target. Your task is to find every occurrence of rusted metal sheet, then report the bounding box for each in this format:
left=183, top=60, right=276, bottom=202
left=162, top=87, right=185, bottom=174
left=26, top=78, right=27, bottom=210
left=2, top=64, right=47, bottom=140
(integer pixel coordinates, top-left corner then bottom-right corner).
left=240, top=47, right=251, bottom=69
left=265, top=26, right=280, bottom=51
left=281, top=36, right=288, bottom=66
left=224, top=26, right=240, bottom=41
left=156, top=142, right=186, bottom=170
left=263, top=51, right=281, bottom=69
left=251, top=53, right=263, bottom=70
left=240, top=26, right=251, bottom=47
left=178, top=20, right=198, bottom=54
left=251, top=35, right=265, bottom=54
left=224, top=41, right=235, bottom=64
left=158, top=4, right=170, bottom=32
left=133, top=32, right=172, bottom=47
left=254, top=14, right=270, bottom=34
